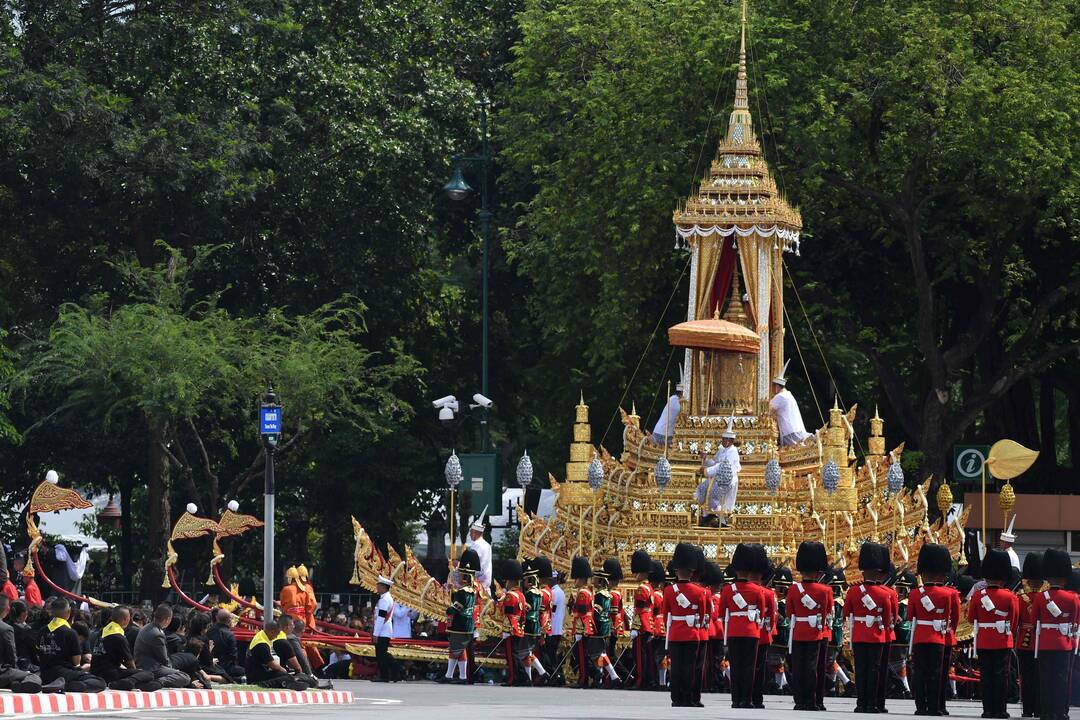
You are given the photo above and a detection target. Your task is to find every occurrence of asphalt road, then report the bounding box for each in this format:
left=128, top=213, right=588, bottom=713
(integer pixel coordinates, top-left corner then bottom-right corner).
left=38, top=682, right=1021, bottom=720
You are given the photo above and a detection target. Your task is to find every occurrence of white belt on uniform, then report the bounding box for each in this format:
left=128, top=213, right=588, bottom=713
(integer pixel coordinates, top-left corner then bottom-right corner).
left=670, top=615, right=698, bottom=627
left=1042, top=622, right=1072, bottom=634
left=974, top=620, right=1011, bottom=635
left=793, top=616, right=821, bottom=627
left=852, top=615, right=883, bottom=627
left=914, top=619, right=947, bottom=633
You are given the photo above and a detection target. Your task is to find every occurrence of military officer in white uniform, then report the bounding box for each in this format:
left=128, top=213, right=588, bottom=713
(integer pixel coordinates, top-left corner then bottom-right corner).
left=465, top=507, right=493, bottom=591
left=769, top=361, right=811, bottom=446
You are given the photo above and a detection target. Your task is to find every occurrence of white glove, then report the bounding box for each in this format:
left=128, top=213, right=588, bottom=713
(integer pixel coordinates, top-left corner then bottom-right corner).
left=630, top=630, right=639, bottom=640
left=574, top=634, right=582, bottom=642
left=473, top=630, right=480, bottom=639
left=501, top=632, right=509, bottom=639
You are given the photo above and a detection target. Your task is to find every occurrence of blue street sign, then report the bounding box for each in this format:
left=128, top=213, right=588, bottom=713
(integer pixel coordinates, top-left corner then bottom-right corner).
left=260, top=406, right=282, bottom=435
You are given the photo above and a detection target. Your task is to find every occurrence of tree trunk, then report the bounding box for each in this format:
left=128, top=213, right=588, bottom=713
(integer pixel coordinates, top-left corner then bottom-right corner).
left=140, top=414, right=171, bottom=602
left=1039, top=378, right=1058, bottom=475
left=918, top=392, right=950, bottom=483
left=120, top=477, right=134, bottom=592
left=1068, top=384, right=1080, bottom=472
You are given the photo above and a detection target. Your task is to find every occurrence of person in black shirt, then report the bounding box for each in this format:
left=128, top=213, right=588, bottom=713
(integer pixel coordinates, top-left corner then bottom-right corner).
left=0, top=596, right=48, bottom=693
left=272, top=628, right=317, bottom=688
left=9, top=601, right=36, bottom=671
left=207, top=609, right=244, bottom=682
left=245, top=619, right=307, bottom=690
left=89, top=608, right=162, bottom=691
left=35, top=598, right=106, bottom=692
left=125, top=609, right=145, bottom=651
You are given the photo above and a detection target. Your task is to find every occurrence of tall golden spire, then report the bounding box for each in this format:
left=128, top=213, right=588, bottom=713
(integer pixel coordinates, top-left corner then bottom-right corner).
left=726, top=0, right=754, bottom=145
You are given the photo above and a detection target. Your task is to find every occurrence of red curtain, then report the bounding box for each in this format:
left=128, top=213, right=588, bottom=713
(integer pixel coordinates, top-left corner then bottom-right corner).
left=706, top=236, right=737, bottom=318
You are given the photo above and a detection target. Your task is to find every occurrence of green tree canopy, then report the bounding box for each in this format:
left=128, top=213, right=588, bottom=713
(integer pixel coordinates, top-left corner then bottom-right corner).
left=11, top=245, right=419, bottom=597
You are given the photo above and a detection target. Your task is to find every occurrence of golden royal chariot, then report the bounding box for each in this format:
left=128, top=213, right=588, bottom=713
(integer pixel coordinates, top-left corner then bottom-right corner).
left=21, top=3, right=980, bottom=665
left=350, top=2, right=972, bottom=640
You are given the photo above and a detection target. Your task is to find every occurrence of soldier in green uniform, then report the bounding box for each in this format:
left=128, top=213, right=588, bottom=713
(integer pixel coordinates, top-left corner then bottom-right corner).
left=522, top=558, right=549, bottom=684
left=590, top=561, right=621, bottom=687
left=440, top=548, right=480, bottom=684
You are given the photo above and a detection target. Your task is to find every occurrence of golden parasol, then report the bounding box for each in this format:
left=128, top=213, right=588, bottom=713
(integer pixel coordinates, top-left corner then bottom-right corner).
left=981, top=439, right=1039, bottom=555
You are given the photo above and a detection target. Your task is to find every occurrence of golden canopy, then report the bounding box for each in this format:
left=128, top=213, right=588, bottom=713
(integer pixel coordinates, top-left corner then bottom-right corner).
left=667, top=317, right=760, bottom=354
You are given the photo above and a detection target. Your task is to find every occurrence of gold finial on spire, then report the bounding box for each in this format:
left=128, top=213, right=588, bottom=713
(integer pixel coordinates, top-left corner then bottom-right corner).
left=727, top=0, right=753, bottom=145
left=722, top=264, right=751, bottom=328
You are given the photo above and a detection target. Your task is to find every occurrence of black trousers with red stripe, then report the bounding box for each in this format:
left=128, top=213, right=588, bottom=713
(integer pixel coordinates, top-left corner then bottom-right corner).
left=814, top=639, right=829, bottom=708
left=752, top=641, right=768, bottom=706
left=633, top=632, right=653, bottom=688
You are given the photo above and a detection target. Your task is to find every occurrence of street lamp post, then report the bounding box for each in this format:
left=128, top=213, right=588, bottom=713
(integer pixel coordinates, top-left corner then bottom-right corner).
left=258, top=383, right=282, bottom=624
left=444, top=99, right=493, bottom=452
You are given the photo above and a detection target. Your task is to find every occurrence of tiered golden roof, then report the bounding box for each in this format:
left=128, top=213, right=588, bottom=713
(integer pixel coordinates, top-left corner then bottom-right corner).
left=672, top=1, right=801, bottom=241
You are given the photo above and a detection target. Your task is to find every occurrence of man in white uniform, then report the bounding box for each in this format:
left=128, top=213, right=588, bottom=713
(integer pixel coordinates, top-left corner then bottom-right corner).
left=701, top=418, right=740, bottom=526
left=372, top=576, right=401, bottom=682
left=465, top=506, right=493, bottom=591
left=768, top=361, right=811, bottom=446
left=545, top=568, right=567, bottom=685
left=997, top=514, right=1021, bottom=571
left=652, top=385, right=683, bottom=445
left=391, top=603, right=418, bottom=639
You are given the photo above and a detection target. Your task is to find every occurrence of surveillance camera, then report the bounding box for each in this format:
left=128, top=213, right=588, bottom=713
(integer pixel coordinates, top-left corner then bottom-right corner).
left=438, top=405, right=456, bottom=423
left=432, top=395, right=459, bottom=410
left=472, top=393, right=494, bottom=409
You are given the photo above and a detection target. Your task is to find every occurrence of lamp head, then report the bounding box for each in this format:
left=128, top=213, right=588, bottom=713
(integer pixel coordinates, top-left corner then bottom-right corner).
left=443, top=165, right=472, bottom=201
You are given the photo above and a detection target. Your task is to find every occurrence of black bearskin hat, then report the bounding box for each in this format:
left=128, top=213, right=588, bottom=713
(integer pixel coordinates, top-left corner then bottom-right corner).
left=603, top=558, right=624, bottom=583
left=570, top=556, right=592, bottom=580
left=672, top=542, right=698, bottom=571
left=917, top=543, right=952, bottom=576
left=796, top=541, right=828, bottom=574
left=1042, top=548, right=1072, bottom=580
left=1022, top=552, right=1043, bottom=582
left=503, top=560, right=523, bottom=582
left=981, top=549, right=1012, bottom=583
left=631, top=549, right=652, bottom=574
left=648, top=560, right=666, bottom=586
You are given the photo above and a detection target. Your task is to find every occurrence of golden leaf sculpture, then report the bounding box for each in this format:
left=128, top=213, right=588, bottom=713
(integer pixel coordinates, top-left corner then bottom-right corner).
left=986, top=439, right=1039, bottom=480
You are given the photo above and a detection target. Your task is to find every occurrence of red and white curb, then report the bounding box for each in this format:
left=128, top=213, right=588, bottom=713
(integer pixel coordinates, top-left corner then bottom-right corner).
left=0, top=688, right=354, bottom=715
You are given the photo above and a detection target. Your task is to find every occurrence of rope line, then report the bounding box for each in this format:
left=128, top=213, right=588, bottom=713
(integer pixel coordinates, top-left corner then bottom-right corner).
left=598, top=254, right=692, bottom=448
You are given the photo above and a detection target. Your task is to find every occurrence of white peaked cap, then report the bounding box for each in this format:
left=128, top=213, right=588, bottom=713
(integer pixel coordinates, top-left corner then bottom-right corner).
left=470, top=505, right=489, bottom=532
left=377, top=575, right=394, bottom=587
left=772, top=359, right=791, bottom=387
left=722, top=416, right=736, bottom=439
left=999, top=514, right=1017, bottom=543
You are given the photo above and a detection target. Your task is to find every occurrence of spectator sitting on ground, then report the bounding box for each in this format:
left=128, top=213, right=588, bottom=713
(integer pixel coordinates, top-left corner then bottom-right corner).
left=35, top=597, right=106, bottom=692
left=0, top=595, right=48, bottom=693
left=10, top=600, right=36, bottom=671
left=125, top=609, right=145, bottom=650
left=88, top=607, right=162, bottom=692
left=134, top=604, right=191, bottom=688
left=244, top=619, right=308, bottom=691
left=207, top=609, right=244, bottom=682
left=168, top=637, right=219, bottom=688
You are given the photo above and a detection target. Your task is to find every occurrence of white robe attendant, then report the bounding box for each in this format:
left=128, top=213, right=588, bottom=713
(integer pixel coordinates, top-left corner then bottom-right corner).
left=704, top=444, right=741, bottom=512
left=769, top=389, right=811, bottom=446
left=652, top=394, right=681, bottom=444
left=466, top=535, right=493, bottom=590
